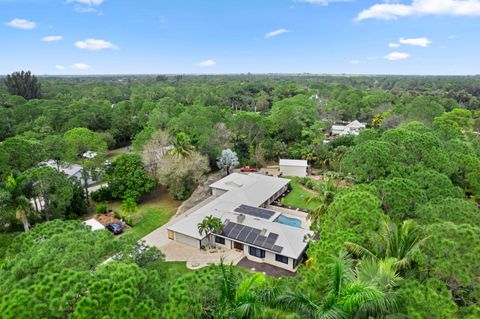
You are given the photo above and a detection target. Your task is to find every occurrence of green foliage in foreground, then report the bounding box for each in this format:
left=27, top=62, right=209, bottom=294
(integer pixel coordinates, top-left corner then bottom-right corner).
left=0, top=220, right=169, bottom=319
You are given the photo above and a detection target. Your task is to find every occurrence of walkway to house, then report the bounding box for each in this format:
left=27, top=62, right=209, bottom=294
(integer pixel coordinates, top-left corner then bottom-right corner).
left=237, top=257, right=296, bottom=277
left=142, top=195, right=244, bottom=269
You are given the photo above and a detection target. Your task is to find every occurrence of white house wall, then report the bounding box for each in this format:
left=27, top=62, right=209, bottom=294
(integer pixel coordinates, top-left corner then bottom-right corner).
left=279, top=165, right=307, bottom=177
left=242, top=244, right=295, bottom=271
left=174, top=232, right=200, bottom=248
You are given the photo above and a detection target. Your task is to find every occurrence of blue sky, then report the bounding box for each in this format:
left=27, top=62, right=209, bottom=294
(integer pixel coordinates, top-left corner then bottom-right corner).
left=1, top=0, right=480, bottom=75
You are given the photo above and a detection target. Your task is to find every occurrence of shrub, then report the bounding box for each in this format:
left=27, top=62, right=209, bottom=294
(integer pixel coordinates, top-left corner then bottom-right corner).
left=95, top=202, right=108, bottom=214
left=91, top=187, right=112, bottom=202
left=304, top=179, right=316, bottom=190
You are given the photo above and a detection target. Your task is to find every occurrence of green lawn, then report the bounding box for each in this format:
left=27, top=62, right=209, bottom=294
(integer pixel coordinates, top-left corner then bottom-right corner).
left=163, top=261, right=190, bottom=281
left=107, top=186, right=181, bottom=240
left=281, top=179, right=319, bottom=212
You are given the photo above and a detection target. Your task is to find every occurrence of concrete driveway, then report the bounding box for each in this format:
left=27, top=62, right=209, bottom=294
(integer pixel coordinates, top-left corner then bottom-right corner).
left=142, top=196, right=243, bottom=269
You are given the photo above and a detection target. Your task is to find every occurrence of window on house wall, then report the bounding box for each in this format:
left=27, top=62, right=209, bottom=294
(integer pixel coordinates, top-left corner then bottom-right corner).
left=275, top=254, right=289, bottom=264
left=249, top=246, right=265, bottom=258
left=215, top=236, right=225, bottom=245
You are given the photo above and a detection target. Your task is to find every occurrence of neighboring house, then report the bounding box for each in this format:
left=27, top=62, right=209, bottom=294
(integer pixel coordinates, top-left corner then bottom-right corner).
left=279, top=159, right=308, bottom=177
left=331, top=120, right=366, bottom=136
left=82, top=151, right=97, bottom=159
left=167, top=173, right=312, bottom=271
left=83, top=218, right=105, bottom=231
left=39, top=160, right=95, bottom=186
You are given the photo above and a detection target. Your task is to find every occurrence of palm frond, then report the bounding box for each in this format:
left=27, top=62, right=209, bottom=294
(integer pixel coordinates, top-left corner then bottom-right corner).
left=344, top=242, right=377, bottom=260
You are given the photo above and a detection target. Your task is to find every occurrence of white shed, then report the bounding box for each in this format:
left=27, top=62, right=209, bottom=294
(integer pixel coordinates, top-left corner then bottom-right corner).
left=279, top=159, right=308, bottom=177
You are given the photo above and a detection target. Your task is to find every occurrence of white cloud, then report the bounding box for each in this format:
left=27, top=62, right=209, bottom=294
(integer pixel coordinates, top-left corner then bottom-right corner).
left=295, top=0, right=352, bottom=5
left=55, top=65, right=66, bottom=70
left=399, top=37, right=432, bottom=47
left=448, top=35, right=457, bottom=39
left=384, top=52, right=412, bottom=61
left=196, top=59, right=216, bottom=67
left=349, top=60, right=360, bottom=64
left=5, top=18, right=36, bottom=30
left=265, top=28, right=290, bottom=38
left=74, top=7, right=97, bottom=13
left=71, top=63, right=91, bottom=70
left=74, top=38, right=118, bottom=50
left=42, top=35, right=63, bottom=42
left=389, top=42, right=400, bottom=48
left=67, top=0, right=104, bottom=5
left=356, top=0, right=480, bottom=21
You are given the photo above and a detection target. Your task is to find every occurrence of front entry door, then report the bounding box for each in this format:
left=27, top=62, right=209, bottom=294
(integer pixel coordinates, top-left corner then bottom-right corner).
left=233, top=242, right=244, bottom=251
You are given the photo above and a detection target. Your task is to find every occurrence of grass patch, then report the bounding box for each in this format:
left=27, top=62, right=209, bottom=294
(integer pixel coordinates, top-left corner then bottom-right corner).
left=107, top=186, right=181, bottom=240
left=281, top=179, right=319, bottom=212
left=163, top=261, right=190, bottom=282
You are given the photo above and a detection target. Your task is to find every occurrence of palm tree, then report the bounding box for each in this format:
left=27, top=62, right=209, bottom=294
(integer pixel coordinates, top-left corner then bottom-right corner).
left=278, top=253, right=400, bottom=319
left=170, top=131, right=194, bottom=158
left=218, top=260, right=285, bottom=319
left=345, top=219, right=426, bottom=271
left=305, top=178, right=338, bottom=225
left=1, top=173, right=35, bottom=232
left=197, top=215, right=223, bottom=248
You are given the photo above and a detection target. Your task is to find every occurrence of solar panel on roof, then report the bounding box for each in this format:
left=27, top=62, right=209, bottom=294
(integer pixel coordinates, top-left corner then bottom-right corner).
left=245, top=231, right=259, bottom=244
left=230, top=224, right=243, bottom=238
left=263, top=242, right=274, bottom=250
left=234, top=205, right=275, bottom=219
left=272, top=245, right=283, bottom=253
left=219, top=222, right=284, bottom=254
left=267, top=232, right=278, bottom=241
left=253, top=235, right=267, bottom=247
left=221, top=223, right=235, bottom=236
left=238, top=226, right=252, bottom=241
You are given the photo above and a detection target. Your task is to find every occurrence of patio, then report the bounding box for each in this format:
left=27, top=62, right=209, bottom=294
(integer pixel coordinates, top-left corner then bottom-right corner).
left=237, top=257, right=296, bottom=277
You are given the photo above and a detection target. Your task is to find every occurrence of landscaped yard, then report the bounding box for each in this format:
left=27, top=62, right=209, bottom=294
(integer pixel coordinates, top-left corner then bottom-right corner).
left=163, top=261, right=190, bottom=281
left=106, top=186, right=181, bottom=240
left=281, top=178, right=319, bottom=212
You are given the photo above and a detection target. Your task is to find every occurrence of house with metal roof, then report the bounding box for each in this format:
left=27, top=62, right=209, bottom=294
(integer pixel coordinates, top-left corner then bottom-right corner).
left=39, top=159, right=95, bottom=186
left=331, top=120, right=366, bottom=136
left=167, top=173, right=312, bottom=271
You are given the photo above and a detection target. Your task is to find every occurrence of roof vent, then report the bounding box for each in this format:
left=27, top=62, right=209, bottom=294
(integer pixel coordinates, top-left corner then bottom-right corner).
left=224, top=219, right=230, bottom=225
left=237, top=214, right=245, bottom=224
left=261, top=228, right=267, bottom=236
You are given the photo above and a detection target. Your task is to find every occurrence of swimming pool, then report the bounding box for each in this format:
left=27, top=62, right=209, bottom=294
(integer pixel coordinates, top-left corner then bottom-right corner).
left=275, top=214, right=302, bottom=228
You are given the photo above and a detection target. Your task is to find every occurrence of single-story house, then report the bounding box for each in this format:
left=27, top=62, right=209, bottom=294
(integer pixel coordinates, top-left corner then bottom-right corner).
left=39, top=159, right=96, bottom=186
left=167, top=173, right=312, bottom=271
left=331, top=120, right=366, bottom=136
left=279, top=159, right=308, bottom=177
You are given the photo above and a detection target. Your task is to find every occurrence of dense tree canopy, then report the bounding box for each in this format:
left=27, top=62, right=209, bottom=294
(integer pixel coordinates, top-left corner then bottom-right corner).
left=105, top=153, right=155, bottom=202
left=1, top=73, right=480, bottom=318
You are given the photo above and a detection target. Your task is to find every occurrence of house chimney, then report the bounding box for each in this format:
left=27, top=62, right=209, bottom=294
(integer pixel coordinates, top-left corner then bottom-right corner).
left=237, top=214, right=245, bottom=224
left=261, top=228, right=267, bottom=236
